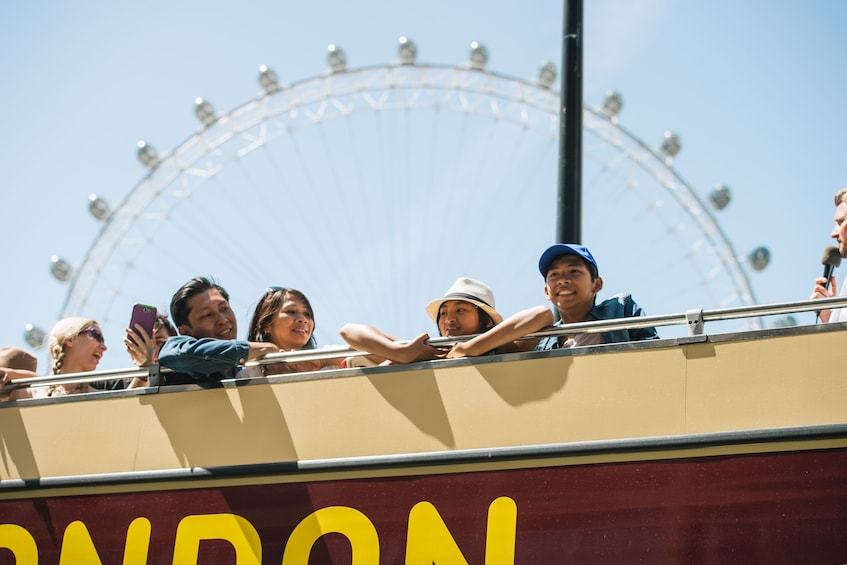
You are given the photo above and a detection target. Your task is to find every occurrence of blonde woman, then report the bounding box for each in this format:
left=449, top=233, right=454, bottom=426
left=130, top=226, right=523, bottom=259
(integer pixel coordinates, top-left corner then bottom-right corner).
left=48, top=317, right=108, bottom=396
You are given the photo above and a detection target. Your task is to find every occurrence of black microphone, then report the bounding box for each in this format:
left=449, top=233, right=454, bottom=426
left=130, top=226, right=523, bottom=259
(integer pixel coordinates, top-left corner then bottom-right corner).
left=821, top=246, right=842, bottom=290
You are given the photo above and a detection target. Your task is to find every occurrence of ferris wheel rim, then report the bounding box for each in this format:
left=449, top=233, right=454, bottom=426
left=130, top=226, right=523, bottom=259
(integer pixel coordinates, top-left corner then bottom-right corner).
left=582, top=105, right=757, bottom=307
left=58, top=60, right=759, bottom=326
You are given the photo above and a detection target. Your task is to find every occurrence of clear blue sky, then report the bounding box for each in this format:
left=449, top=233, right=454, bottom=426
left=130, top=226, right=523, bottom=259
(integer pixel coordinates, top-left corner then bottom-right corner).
left=2, top=0, right=845, bottom=370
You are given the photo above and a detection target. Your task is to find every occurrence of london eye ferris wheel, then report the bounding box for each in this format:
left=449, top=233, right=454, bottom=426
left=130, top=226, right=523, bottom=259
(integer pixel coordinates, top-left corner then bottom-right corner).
left=36, top=38, right=771, bottom=370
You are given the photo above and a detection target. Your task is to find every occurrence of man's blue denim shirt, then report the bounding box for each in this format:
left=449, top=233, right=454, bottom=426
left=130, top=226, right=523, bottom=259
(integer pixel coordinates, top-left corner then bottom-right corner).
left=158, top=335, right=250, bottom=387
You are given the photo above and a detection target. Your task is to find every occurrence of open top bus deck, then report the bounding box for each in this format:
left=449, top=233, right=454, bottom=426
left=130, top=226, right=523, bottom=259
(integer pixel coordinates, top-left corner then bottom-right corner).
left=0, top=298, right=846, bottom=563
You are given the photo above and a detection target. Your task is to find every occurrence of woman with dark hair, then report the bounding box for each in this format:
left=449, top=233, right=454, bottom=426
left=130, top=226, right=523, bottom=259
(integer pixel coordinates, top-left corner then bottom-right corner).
left=340, top=277, right=503, bottom=365
left=245, top=287, right=342, bottom=375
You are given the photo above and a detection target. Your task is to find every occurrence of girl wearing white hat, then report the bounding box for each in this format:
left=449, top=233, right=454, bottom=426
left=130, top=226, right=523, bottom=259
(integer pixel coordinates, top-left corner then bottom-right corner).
left=340, top=277, right=502, bottom=365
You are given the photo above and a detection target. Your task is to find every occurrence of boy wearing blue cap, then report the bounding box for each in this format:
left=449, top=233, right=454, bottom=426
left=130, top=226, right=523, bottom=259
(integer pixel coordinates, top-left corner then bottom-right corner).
left=447, top=244, right=657, bottom=357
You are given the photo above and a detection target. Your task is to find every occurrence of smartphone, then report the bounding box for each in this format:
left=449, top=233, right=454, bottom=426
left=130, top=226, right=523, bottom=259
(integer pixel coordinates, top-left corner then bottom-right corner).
left=129, top=303, right=157, bottom=341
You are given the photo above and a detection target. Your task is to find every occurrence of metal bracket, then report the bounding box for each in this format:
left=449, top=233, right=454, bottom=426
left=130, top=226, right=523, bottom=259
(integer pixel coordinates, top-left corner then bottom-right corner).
left=686, top=309, right=704, bottom=336
left=147, top=364, right=161, bottom=387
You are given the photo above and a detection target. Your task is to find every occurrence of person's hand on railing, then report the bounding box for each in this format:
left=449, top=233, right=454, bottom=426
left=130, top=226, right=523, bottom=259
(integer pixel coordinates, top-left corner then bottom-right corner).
left=0, top=367, right=43, bottom=401
left=386, top=333, right=446, bottom=364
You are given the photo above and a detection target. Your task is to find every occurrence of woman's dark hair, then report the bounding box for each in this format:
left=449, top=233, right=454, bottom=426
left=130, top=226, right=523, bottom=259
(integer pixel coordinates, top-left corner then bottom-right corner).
left=170, top=277, right=229, bottom=328
left=153, top=313, right=177, bottom=337
left=248, top=287, right=316, bottom=349
left=475, top=308, right=496, bottom=333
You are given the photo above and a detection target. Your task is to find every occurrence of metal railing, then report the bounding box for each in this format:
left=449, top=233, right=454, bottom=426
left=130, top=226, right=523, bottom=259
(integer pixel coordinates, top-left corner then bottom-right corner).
left=4, top=295, right=847, bottom=396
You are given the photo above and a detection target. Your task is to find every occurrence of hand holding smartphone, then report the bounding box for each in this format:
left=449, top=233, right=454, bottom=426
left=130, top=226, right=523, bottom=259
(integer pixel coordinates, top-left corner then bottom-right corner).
left=129, top=304, right=157, bottom=342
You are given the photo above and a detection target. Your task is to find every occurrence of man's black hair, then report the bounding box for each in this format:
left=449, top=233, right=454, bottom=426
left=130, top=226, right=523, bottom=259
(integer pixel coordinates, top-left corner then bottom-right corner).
left=170, top=276, right=230, bottom=328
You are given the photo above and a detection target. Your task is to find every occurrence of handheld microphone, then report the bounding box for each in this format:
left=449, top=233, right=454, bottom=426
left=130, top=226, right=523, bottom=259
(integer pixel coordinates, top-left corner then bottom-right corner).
left=821, top=246, right=842, bottom=290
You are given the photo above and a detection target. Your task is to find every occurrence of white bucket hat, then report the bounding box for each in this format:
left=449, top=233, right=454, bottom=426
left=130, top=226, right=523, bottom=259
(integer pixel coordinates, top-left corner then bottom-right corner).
left=425, top=278, right=503, bottom=325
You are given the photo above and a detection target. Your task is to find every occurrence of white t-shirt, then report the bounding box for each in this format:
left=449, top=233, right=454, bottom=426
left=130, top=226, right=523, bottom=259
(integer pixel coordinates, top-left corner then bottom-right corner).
left=555, top=332, right=605, bottom=349
left=828, top=282, right=847, bottom=323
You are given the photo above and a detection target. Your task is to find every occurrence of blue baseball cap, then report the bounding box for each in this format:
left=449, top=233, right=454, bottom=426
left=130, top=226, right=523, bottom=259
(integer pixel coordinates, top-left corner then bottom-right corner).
left=538, top=244, right=599, bottom=277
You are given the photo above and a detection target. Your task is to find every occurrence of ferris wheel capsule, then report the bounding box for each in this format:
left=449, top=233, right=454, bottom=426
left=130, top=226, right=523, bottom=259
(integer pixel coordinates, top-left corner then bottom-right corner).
left=660, top=131, right=682, bottom=164
left=258, top=64, right=279, bottom=94
left=327, top=44, right=347, bottom=72
left=398, top=37, right=417, bottom=65
left=49, top=255, right=72, bottom=282
left=602, top=91, right=623, bottom=118
left=538, top=61, right=557, bottom=89
left=136, top=140, right=159, bottom=169
left=24, top=323, right=46, bottom=349
left=194, top=97, right=216, bottom=126
left=748, top=246, right=771, bottom=271
left=469, top=42, right=488, bottom=70
left=88, top=194, right=110, bottom=221
left=661, top=131, right=682, bottom=160
left=710, top=184, right=731, bottom=210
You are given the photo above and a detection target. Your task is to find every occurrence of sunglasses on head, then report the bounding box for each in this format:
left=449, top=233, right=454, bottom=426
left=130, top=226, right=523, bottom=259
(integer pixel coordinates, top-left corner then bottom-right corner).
left=81, top=327, right=105, bottom=344
left=266, top=286, right=296, bottom=294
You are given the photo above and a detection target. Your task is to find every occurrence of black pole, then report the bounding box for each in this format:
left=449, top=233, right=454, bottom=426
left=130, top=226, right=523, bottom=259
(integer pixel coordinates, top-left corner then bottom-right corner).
left=556, top=0, right=583, bottom=244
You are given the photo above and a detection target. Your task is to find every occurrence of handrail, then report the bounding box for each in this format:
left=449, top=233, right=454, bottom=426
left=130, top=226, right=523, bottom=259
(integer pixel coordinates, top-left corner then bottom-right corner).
left=1, top=366, right=157, bottom=391
left=4, top=295, right=847, bottom=394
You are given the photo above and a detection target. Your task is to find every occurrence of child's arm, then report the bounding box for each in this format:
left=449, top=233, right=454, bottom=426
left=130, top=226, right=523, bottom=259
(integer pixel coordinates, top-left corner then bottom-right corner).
left=340, top=323, right=441, bottom=364
left=0, top=368, right=40, bottom=401
left=446, top=305, right=555, bottom=358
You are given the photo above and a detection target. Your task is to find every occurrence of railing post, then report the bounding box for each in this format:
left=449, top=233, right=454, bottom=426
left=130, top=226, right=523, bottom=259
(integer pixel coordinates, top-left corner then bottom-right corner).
left=686, top=309, right=704, bottom=336
left=147, top=364, right=161, bottom=387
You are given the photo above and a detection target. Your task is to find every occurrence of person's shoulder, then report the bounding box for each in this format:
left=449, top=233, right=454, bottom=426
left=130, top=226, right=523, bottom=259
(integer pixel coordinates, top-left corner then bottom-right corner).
left=161, top=335, right=246, bottom=350
left=161, top=334, right=192, bottom=348
left=596, top=293, right=635, bottom=308
left=600, top=292, right=633, bottom=301
left=595, top=293, right=645, bottom=318
left=158, top=335, right=193, bottom=357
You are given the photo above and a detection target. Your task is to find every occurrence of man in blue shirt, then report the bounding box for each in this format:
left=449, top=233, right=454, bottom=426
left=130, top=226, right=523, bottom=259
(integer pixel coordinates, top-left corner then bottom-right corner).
left=158, top=277, right=278, bottom=387
left=447, top=244, right=658, bottom=357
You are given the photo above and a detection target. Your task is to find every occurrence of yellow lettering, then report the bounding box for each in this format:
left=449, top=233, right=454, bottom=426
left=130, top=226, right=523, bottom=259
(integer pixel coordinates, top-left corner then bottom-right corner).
left=59, top=520, right=102, bottom=564
left=53, top=518, right=153, bottom=565
left=282, top=506, right=378, bottom=565
left=172, top=513, right=261, bottom=565
left=405, top=501, right=468, bottom=565
left=405, top=497, right=517, bottom=565
left=123, top=517, right=151, bottom=565
left=484, top=497, right=517, bottom=564
left=0, top=524, right=38, bottom=564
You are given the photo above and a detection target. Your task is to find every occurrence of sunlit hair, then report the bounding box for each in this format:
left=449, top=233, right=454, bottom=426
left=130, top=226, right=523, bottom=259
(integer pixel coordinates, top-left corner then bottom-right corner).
left=170, top=276, right=230, bottom=329
left=835, top=188, right=847, bottom=207
left=435, top=302, right=496, bottom=336
left=154, top=313, right=177, bottom=337
left=248, top=287, right=316, bottom=349
left=48, top=316, right=97, bottom=375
